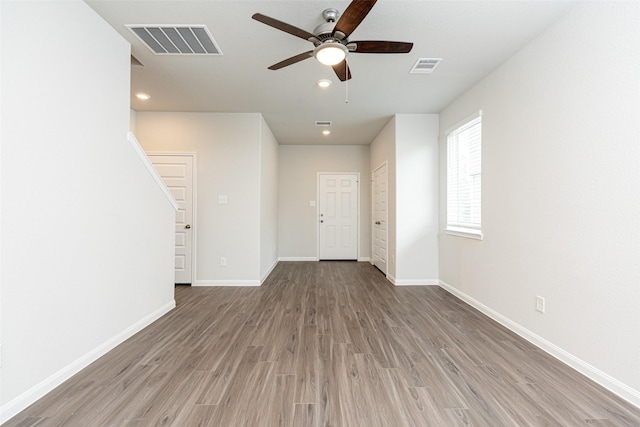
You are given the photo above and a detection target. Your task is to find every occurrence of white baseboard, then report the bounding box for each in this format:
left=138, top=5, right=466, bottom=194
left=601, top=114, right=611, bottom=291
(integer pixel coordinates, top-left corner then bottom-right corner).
left=194, top=262, right=278, bottom=287
left=261, top=260, right=279, bottom=284
left=0, top=300, right=176, bottom=425
left=393, top=279, right=439, bottom=286
left=278, top=257, right=371, bottom=262
left=438, top=280, right=640, bottom=409
left=193, top=279, right=260, bottom=287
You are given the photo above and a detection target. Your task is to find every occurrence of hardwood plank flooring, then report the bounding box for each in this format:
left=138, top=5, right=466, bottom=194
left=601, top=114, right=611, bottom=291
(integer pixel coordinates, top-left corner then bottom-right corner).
left=4, top=261, right=640, bottom=426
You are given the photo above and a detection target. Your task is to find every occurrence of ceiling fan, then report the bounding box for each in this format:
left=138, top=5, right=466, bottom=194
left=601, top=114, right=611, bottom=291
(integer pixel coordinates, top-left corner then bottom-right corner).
left=252, top=0, right=413, bottom=81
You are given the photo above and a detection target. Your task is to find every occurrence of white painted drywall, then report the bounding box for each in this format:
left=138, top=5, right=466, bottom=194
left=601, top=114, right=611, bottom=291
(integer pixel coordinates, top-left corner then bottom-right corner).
left=260, top=116, right=279, bottom=281
left=0, top=0, right=4, bottom=400
left=395, top=114, right=439, bottom=284
left=438, top=2, right=640, bottom=404
left=370, top=117, right=397, bottom=279
left=370, top=115, right=440, bottom=284
left=278, top=145, right=371, bottom=260
left=0, top=0, right=176, bottom=420
left=135, top=112, right=265, bottom=285
left=130, top=109, right=137, bottom=133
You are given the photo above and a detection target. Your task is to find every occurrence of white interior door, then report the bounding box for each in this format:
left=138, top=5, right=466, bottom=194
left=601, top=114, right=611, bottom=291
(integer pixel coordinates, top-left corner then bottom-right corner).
left=148, top=154, right=194, bottom=284
left=318, top=174, right=358, bottom=260
left=372, top=164, right=388, bottom=274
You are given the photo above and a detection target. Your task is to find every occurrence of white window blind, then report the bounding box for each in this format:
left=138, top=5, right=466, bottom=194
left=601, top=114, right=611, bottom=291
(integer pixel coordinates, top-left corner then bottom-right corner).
left=447, top=112, right=482, bottom=238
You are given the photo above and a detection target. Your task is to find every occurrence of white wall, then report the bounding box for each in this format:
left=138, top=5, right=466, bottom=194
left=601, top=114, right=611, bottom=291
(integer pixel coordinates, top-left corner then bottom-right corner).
left=395, top=114, right=439, bottom=284
left=438, top=2, right=640, bottom=405
left=278, top=145, right=370, bottom=260
left=135, top=112, right=267, bottom=285
left=0, top=0, right=4, bottom=409
left=130, top=109, right=137, bottom=133
left=370, top=118, right=397, bottom=278
left=0, top=1, right=176, bottom=421
left=370, top=115, right=440, bottom=284
left=260, top=116, right=279, bottom=281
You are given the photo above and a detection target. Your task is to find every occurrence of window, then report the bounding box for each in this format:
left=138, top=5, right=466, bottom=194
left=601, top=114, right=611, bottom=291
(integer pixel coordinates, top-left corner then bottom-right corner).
left=446, top=112, right=482, bottom=239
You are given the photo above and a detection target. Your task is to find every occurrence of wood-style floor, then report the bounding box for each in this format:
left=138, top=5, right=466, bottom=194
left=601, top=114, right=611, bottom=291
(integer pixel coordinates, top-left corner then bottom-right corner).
left=5, top=261, right=640, bottom=426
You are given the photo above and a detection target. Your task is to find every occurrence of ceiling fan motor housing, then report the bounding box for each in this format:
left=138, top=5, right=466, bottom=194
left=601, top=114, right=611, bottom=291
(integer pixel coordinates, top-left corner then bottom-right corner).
left=312, top=22, right=336, bottom=42
left=313, top=8, right=347, bottom=44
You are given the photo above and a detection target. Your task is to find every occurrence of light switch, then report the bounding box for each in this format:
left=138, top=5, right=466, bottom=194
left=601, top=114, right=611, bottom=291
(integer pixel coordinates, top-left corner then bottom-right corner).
left=219, top=195, right=228, bottom=204
left=309, top=200, right=316, bottom=207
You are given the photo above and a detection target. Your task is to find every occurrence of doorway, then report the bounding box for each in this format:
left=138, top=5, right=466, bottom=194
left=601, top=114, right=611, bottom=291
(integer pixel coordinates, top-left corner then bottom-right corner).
left=148, top=153, right=196, bottom=284
left=318, top=173, right=359, bottom=260
left=372, top=163, right=388, bottom=274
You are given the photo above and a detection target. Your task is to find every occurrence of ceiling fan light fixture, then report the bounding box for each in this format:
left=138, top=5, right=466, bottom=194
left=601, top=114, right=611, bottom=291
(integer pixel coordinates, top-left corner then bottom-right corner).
left=314, top=43, right=347, bottom=66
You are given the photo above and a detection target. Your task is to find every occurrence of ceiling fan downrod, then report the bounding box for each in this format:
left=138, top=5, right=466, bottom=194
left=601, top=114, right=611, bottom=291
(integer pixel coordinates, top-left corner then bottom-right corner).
left=313, top=8, right=343, bottom=41
left=322, top=8, right=339, bottom=23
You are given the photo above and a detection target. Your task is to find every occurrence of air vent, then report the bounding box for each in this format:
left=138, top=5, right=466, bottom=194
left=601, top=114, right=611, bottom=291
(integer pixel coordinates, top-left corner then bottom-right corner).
left=410, top=58, right=442, bottom=74
left=315, top=121, right=332, bottom=127
left=127, top=25, right=222, bottom=55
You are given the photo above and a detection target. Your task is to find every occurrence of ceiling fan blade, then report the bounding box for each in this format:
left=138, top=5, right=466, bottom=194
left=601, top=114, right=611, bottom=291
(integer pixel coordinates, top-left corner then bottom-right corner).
left=350, top=40, right=413, bottom=54
left=332, top=60, right=352, bottom=82
left=268, top=51, right=314, bottom=70
left=252, top=13, right=317, bottom=42
left=333, top=0, right=377, bottom=39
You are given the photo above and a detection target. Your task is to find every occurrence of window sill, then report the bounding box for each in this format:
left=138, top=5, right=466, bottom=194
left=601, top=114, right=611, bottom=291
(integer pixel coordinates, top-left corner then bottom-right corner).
left=445, top=227, right=483, bottom=240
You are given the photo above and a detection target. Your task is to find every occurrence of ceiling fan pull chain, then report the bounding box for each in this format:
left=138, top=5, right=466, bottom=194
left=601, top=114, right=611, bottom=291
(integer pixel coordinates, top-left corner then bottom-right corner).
left=345, top=63, right=349, bottom=104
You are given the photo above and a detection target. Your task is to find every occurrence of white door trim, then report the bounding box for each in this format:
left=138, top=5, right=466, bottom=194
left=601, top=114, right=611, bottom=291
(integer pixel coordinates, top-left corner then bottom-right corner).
left=316, top=172, right=360, bottom=260
left=147, top=152, right=197, bottom=284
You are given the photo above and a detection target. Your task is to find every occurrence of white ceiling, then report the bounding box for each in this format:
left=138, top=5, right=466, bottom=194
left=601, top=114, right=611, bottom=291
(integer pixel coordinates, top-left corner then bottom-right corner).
left=86, top=1, right=575, bottom=145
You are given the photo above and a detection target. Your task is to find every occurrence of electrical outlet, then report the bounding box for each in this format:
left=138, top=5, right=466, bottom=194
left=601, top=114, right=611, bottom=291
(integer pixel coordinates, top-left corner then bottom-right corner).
left=220, top=257, right=227, bottom=267
left=536, top=296, right=545, bottom=313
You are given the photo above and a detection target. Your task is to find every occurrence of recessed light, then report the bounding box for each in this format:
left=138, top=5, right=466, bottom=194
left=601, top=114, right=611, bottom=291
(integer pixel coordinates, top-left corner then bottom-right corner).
left=135, top=92, right=151, bottom=100
left=322, top=130, right=331, bottom=135
left=317, top=79, right=332, bottom=88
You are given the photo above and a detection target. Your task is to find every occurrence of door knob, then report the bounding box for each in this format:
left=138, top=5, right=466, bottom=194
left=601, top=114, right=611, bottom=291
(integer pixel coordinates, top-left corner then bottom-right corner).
left=185, top=224, right=191, bottom=229
left=320, top=220, right=324, bottom=223
left=375, top=221, right=381, bottom=225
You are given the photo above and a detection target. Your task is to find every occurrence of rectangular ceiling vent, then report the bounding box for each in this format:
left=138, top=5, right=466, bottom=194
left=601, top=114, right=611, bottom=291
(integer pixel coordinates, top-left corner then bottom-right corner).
left=410, top=58, right=442, bottom=74
left=127, top=25, right=222, bottom=55
left=315, top=121, right=332, bottom=127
